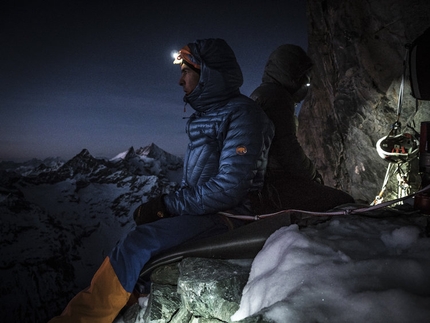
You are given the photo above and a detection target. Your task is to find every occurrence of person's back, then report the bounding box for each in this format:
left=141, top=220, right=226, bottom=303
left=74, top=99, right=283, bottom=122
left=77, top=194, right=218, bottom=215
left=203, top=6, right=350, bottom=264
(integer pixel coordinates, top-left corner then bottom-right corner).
left=251, top=44, right=354, bottom=212
left=251, top=44, right=317, bottom=182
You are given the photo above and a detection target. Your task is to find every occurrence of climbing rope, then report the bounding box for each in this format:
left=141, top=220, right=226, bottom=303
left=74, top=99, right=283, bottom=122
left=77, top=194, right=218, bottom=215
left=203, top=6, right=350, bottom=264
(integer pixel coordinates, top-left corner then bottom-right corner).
left=218, top=183, right=430, bottom=222
left=371, top=162, right=394, bottom=205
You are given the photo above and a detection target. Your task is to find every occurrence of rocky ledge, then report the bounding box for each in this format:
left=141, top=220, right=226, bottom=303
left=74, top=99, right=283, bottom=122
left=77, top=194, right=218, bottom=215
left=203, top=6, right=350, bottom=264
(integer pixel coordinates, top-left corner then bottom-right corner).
left=118, top=257, right=263, bottom=323
left=115, top=208, right=430, bottom=323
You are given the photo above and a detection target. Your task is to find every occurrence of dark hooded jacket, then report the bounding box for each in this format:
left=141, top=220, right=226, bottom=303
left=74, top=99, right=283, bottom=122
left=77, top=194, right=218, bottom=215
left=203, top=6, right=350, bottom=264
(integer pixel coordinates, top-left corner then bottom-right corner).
left=250, top=44, right=317, bottom=181
left=163, top=39, right=274, bottom=216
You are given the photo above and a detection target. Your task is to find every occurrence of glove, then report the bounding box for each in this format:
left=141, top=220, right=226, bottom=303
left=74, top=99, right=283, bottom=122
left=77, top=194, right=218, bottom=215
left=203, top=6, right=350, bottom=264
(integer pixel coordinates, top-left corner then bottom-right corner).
left=133, top=195, right=170, bottom=226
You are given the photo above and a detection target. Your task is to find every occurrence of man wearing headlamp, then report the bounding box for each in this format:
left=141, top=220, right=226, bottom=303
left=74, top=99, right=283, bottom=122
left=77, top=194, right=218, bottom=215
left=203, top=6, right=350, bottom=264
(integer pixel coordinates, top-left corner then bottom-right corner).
left=49, top=38, right=274, bottom=322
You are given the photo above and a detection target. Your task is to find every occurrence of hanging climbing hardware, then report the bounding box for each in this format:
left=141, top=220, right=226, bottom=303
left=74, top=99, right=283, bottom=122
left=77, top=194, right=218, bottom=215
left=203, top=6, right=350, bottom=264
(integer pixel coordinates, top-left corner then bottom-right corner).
left=373, top=45, right=420, bottom=205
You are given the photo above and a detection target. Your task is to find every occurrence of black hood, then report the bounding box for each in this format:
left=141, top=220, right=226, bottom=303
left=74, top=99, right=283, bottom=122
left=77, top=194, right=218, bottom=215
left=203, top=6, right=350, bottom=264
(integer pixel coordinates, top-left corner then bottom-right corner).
left=262, top=44, right=312, bottom=94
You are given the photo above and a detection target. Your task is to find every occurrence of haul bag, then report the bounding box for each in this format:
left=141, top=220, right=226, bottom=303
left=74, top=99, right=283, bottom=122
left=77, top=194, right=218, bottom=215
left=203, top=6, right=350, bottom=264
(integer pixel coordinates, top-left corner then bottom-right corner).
left=409, top=27, right=430, bottom=100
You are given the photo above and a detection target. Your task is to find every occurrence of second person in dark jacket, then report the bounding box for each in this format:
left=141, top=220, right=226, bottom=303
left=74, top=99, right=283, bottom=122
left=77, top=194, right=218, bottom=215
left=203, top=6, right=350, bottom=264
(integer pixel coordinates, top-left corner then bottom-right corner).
left=251, top=44, right=354, bottom=212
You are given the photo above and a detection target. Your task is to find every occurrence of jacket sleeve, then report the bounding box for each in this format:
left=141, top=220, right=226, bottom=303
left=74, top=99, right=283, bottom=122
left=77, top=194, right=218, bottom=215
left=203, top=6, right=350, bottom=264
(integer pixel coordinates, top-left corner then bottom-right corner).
left=163, top=105, right=273, bottom=216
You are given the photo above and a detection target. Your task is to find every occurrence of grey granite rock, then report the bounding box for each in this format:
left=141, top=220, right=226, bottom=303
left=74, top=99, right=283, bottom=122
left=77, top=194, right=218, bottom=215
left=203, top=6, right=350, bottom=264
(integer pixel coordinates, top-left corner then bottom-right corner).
left=298, top=0, right=430, bottom=203
left=142, top=284, right=182, bottom=323
left=177, top=258, right=252, bottom=322
left=122, top=258, right=253, bottom=323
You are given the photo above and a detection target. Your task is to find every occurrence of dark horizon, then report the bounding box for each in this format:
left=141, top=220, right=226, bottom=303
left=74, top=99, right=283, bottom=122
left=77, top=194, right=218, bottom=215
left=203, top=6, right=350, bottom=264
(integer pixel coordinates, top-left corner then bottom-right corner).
left=1, top=0, right=308, bottom=162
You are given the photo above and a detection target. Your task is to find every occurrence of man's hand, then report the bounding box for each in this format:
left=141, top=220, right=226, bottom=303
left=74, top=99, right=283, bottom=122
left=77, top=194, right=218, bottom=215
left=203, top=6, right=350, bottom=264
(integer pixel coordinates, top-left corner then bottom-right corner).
left=133, top=196, right=170, bottom=225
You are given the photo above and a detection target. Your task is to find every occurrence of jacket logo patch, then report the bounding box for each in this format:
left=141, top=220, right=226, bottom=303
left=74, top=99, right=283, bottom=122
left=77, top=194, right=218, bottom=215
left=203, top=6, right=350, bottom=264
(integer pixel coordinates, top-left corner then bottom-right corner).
left=236, top=145, right=247, bottom=155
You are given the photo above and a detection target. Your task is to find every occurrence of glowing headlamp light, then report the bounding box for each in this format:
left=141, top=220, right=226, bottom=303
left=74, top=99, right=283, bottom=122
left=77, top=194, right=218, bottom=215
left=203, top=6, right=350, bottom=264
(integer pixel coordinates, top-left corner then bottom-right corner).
left=172, top=51, right=182, bottom=64
left=172, top=45, right=201, bottom=71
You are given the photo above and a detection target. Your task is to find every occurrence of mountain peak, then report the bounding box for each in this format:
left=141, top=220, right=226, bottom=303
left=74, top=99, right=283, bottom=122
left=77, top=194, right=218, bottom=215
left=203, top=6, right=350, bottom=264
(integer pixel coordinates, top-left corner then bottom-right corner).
left=136, top=143, right=158, bottom=157
left=53, top=149, right=107, bottom=180
left=136, top=143, right=183, bottom=169
left=124, top=147, right=137, bottom=160
left=78, top=149, right=91, bottom=157
left=110, top=147, right=138, bottom=162
left=67, top=149, right=97, bottom=164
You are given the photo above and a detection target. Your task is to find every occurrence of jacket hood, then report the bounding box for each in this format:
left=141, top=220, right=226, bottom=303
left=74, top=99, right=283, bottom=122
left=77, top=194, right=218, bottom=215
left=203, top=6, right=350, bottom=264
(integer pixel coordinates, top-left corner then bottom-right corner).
left=183, top=38, right=243, bottom=112
left=261, top=44, right=313, bottom=94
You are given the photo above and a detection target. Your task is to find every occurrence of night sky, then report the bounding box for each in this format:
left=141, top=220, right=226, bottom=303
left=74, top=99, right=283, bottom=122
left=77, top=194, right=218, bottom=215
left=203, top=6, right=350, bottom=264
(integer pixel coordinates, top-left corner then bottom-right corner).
left=1, top=0, right=307, bottom=161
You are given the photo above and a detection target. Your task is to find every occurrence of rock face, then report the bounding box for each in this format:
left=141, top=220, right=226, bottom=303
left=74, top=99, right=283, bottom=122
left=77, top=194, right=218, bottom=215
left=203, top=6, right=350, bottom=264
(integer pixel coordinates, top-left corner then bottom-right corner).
left=119, top=258, right=256, bottom=323
left=298, top=0, right=430, bottom=203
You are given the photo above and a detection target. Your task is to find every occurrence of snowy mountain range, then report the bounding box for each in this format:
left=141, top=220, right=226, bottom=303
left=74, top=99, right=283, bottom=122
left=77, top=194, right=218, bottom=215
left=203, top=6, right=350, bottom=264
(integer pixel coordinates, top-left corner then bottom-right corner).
left=0, top=144, right=183, bottom=323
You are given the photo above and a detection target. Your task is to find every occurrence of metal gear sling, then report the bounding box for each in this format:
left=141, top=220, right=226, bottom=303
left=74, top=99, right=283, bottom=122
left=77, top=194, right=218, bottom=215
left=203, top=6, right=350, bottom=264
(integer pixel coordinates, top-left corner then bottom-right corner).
left=372, top=45, right=420, bottom=206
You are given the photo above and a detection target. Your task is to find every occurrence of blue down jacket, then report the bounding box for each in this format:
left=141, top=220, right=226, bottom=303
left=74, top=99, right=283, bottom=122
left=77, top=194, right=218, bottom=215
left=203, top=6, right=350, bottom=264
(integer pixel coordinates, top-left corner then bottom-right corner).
left=163, top=39, right=274, bottom=216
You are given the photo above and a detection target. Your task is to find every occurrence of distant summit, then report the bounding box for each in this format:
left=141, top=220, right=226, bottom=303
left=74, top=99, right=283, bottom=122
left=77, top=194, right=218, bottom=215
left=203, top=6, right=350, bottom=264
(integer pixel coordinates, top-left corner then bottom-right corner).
left=112, top=143, right=183, bottom=171
left=0, top=156, right=65, bottom=176
left=1, top=144, right=184, bottom=185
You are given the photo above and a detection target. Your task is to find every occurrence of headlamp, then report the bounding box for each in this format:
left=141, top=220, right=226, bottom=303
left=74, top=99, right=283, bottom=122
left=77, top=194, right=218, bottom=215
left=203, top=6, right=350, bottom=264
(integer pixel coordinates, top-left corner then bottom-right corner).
left=172, top=51, right=182, bottom=65
left=172, top=45, right=201, bottom=71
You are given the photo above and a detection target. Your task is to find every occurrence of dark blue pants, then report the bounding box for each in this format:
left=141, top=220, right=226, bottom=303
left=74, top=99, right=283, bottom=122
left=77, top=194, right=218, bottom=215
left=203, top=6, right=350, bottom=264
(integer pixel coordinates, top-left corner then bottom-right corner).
left=109, top=214, right=234, bottom=292
left=49, top=214, right=238, bottom=322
